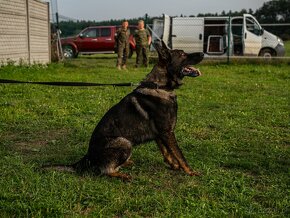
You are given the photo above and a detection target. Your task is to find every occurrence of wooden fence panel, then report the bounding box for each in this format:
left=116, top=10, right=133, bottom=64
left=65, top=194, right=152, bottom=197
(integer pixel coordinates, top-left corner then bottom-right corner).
left=29, top=0, right=50, bottom=64
left=0, top=0, right=50, bottom=65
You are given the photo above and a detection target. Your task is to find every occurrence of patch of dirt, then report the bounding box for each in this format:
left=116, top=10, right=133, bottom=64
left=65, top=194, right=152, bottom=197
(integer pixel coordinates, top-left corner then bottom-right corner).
left=2, top=129, right=70, bottom=153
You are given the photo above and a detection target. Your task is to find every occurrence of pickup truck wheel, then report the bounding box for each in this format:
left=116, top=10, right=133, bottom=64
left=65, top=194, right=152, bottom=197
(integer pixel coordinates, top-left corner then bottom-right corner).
left=259, top=48, right=276, bottom=58
left=62, top=45, right=76, bottom=59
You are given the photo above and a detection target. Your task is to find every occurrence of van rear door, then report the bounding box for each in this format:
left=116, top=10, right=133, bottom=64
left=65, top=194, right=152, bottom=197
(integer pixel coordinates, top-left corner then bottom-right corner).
left=162, top=14, right=171, bottom=47
left=151, top=14, right=171, bottom=49
left=171, top=17, right=204, bottom=53
left=243, top=14, right=262, bottom=56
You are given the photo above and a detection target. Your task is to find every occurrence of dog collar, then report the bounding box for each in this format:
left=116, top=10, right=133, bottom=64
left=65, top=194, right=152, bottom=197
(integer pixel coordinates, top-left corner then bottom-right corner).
left=139, top=81, right=160, bottom=89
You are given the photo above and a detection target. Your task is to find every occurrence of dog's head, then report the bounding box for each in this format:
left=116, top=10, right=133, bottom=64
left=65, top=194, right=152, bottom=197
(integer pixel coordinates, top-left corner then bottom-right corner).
left=153, top=40, right=204, bottom=89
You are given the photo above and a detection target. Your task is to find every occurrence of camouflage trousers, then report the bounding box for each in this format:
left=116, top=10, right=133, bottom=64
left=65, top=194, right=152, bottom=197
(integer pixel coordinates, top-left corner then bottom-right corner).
left=117, top=43, right=129, bottom=66
left=135, top=45, right=149, bottom=67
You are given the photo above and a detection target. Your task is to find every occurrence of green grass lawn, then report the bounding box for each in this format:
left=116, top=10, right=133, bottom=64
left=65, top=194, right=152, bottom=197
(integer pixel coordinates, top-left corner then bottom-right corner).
left=284, top=40, right=290, bottom=56
left=0, top=56, right=289, bottom=217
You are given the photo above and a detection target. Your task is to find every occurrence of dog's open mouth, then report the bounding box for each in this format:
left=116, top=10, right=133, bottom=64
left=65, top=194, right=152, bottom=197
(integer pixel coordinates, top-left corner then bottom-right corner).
left=181, top=66, right=202, bottom=77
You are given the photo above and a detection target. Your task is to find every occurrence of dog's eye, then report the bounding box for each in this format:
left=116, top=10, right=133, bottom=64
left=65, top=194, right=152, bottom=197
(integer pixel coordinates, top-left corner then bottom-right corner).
left=181, top=53, right=186, bottom=57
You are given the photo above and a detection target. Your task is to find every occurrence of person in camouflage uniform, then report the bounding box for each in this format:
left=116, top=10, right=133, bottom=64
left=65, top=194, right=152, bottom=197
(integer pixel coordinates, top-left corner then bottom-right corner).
left=115, top=20, right=130, bottom=70
left=133, top=20, right=152, bottom=68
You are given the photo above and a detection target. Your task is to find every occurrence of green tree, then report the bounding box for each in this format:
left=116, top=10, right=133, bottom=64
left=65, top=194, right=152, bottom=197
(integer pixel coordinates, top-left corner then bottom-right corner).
left=255, top=0, right=290, bottom=39
left=255, top=0, right=290, bottom=22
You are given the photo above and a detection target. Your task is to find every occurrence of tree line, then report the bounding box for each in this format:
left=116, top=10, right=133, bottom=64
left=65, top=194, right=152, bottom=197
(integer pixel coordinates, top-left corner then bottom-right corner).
left=58, top=0, right=290, bottom=40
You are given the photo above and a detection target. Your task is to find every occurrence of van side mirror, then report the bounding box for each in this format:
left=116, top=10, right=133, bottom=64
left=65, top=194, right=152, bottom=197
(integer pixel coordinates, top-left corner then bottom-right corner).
left=260, top=28, right=264, bottom=35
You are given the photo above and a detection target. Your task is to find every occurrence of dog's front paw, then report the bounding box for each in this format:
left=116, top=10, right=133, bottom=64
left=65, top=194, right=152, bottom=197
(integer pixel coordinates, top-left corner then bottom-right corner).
left=187, top=170, right=201, bottom=176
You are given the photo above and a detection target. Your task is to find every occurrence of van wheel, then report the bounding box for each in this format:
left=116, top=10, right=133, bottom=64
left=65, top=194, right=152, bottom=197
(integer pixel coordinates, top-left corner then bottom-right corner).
left=259, top=48, right=275, bottom=58
left=62, top=45, right=76, bottom=59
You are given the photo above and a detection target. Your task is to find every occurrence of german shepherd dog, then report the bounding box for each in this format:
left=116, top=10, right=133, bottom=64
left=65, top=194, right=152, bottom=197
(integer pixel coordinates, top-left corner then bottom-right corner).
left=50, top=41, right=203, bottom=181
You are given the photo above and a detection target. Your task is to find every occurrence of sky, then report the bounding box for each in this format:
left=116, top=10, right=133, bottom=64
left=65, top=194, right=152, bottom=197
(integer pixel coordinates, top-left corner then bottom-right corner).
left=57, top=0, right=269, bottom=21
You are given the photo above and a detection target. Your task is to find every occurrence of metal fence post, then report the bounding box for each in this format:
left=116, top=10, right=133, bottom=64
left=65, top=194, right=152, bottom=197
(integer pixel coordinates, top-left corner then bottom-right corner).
left=227, top=15, right=231, bottom=64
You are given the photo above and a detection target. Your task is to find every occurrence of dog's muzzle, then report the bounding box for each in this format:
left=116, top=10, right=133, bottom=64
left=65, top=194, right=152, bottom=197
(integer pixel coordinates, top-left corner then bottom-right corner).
left=181, top=66, right=202, bottom=77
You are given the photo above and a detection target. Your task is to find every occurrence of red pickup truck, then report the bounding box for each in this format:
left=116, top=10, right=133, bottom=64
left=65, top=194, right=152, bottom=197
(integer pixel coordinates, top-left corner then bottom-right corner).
left=61, top=26, right=136, bottom=58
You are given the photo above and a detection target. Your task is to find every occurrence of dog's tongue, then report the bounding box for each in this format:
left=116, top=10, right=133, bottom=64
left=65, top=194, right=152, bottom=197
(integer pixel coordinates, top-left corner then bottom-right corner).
left=182, top=66, right=202, bottom=77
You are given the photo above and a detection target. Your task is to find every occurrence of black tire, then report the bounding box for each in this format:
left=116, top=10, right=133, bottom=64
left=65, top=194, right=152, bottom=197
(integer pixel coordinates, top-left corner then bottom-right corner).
left=259, top=48, right=276, bottom=58
left=62, top=45, right=76, bottom=59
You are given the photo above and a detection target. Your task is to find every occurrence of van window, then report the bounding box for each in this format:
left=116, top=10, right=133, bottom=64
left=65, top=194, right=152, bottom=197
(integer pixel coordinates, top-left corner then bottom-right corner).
left=100, top=28, right=111, bottom=37
left=82, top=29, right=97, bottom=38
left=246, top=17, right=261, bottom=36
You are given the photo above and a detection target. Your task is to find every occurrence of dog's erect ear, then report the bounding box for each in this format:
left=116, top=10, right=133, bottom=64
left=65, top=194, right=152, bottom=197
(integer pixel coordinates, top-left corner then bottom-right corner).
left=161, top=40, right=169, bottom=50
left=153, top=40, right=170, bottom=61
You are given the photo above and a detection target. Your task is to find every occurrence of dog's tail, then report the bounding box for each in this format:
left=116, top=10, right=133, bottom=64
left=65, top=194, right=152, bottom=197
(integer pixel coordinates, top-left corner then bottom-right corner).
left=41, top=155, right=95, bottom=173
left=42, top=164, right=76, bottom=173
left=71, top=154, right=95, bottom=172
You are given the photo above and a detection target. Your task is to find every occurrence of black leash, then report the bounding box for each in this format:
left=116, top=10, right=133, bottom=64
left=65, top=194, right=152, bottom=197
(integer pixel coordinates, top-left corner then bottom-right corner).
left=0, top=79, right=139, bottom=87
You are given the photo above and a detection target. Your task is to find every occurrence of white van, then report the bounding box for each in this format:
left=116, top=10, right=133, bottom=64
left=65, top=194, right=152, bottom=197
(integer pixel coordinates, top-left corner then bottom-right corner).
left=152, top=14, right=285, bottom=57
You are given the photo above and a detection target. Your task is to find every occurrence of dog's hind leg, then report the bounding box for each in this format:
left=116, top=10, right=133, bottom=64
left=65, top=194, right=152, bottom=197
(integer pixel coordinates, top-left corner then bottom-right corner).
left=121, top=159, right=134, bottom=168
left=107, top=172, right=132, bottom=181
left=99, top=137, right=133, bottom=181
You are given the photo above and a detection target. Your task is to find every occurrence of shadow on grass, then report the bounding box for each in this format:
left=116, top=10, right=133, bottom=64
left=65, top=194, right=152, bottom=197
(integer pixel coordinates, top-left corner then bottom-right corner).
left=220, top=148, right=289, bottom=176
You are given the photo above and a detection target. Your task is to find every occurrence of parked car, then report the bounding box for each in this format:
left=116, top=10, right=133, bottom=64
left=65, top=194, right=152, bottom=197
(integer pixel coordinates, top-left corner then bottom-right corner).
left=61, top=26, right=136, bottom=58
left=152, top=14, right=285, bottom=57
